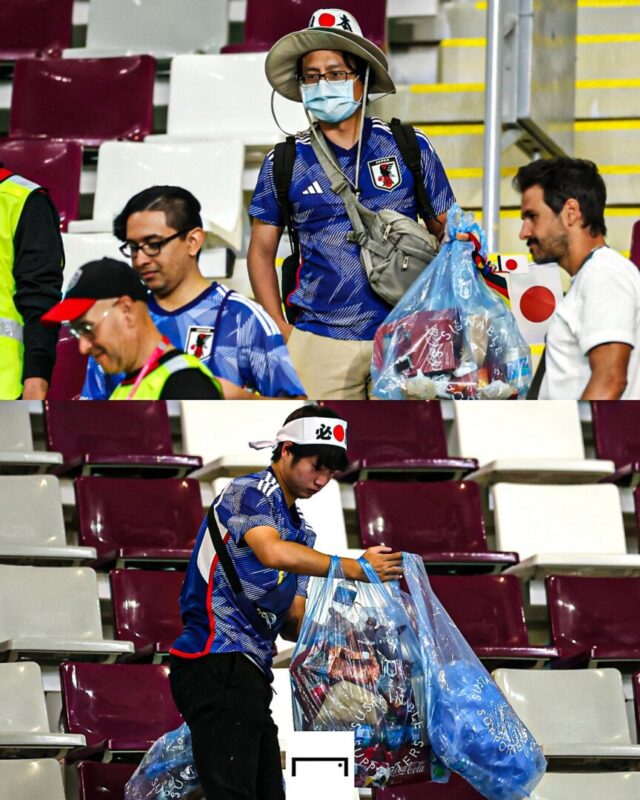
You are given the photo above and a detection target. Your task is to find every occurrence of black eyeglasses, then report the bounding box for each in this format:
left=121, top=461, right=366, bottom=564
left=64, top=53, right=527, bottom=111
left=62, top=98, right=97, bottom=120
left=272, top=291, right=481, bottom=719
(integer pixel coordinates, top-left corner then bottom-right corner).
left=119, top=228, right=192, bottom=258
left=299, top=70, right=358, bottom=86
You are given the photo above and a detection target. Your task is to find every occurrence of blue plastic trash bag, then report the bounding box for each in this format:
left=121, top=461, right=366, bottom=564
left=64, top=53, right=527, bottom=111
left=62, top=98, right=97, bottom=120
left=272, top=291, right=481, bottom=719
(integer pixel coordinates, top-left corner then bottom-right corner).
left=402, top=553, right=546, bottom=799
left=124, top=723, right=202, bottom=800
left=371, top=204, right=532, bottom=399
left=290, top=556, right=429, bottom=788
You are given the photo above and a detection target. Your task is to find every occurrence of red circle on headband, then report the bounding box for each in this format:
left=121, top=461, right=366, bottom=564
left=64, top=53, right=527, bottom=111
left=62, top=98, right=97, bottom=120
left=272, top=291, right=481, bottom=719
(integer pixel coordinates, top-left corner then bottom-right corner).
left=318, top=12, right=336, bottom=26
left=519, top=286, right=556, bottom=323
left=333, top=424, right=345, bottom=442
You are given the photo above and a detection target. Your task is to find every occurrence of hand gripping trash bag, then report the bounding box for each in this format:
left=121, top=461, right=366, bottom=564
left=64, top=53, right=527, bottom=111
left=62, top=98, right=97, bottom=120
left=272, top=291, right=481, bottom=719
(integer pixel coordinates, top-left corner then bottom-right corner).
left=290, top=556, right=429, bottom=789
left=402, top=553, right=546, bottom=799
left=371, top=204, right=532, bottom=399
left=124, top=723, right=203, bottom=800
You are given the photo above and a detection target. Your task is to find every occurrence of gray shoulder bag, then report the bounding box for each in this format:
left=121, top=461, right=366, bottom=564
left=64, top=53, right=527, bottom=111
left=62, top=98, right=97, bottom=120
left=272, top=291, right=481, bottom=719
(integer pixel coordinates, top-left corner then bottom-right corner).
left=310, top=134, right=440, bottom=307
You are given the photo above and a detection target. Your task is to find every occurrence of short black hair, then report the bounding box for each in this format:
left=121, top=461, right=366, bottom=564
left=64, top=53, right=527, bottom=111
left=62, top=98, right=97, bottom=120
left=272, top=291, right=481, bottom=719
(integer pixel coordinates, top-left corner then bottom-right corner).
left=513, top=157, right=607, bottom=237
left=271, top=404, right=350, bottom=472
left=113, top=185, right=203, bottom=241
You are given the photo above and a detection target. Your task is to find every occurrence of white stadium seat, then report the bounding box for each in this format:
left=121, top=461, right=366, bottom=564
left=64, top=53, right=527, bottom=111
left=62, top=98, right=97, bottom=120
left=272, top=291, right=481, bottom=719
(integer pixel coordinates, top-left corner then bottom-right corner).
left=0, top=759, right=66, bottom=800
left=0, top=403, right=62, bottom=474
left=530, top=772, right=640, bottom=800
left=61, top=232, right=124, bottom=290
left=492, top=482, right=640, bottom=580
left=450, top=401, right=614, bottom=485
left=150, top=53, right=308, bottom=150
left=493, top=668, right=640, bottom=766
left=68, top=139, right=245, bottom=251
left=271, top=667, right=295, bottom=752
left=64, top=0, right=229, bottom=59
left=0, top=663, right=85, bottom=758
left=0, top=475, right=96, bottom=564
left=0, top=565, right=134, bottom=662
left=183, top=400, right=304, bottom=481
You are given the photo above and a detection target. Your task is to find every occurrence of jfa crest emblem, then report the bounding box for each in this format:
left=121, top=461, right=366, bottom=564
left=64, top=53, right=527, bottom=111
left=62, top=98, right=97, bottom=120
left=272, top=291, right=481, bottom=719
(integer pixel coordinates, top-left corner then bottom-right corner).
left=186, top=326, right=214, bottom=360
left=368, top=156, right=402, bottom=192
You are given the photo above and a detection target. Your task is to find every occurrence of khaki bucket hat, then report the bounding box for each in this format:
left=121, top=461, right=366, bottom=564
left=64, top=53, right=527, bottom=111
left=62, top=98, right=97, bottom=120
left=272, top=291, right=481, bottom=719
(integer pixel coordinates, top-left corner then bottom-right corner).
left=265, top=8, right=396, bottom=102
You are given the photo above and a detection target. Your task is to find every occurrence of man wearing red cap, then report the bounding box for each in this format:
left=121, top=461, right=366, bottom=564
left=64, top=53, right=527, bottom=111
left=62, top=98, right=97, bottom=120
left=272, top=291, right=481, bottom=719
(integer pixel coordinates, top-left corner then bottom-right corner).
left=41, top=258, right=247, bottom=399
left=248, top=8, right=455, bottom=399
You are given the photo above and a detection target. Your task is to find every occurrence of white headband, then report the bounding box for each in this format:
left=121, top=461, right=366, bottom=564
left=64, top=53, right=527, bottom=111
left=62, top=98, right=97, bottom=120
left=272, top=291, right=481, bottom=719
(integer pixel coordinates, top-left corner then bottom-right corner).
left=249, top=417, right=348, bottom=450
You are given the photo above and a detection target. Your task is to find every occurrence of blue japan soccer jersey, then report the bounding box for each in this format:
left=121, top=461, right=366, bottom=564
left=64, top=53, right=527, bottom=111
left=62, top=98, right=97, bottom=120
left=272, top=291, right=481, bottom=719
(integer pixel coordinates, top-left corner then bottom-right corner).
left=249, top=117, right=456, bottom=341
left=80, top=283, right=305, bottom=398
left=170, top=469, right=316, bottom=679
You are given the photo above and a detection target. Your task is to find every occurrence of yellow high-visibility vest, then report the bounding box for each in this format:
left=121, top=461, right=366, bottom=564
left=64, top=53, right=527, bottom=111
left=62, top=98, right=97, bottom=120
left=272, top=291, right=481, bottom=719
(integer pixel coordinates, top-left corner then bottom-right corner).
left=110, top=351, right=222, bottom=399
left=0, top=169, right=41, bottom=399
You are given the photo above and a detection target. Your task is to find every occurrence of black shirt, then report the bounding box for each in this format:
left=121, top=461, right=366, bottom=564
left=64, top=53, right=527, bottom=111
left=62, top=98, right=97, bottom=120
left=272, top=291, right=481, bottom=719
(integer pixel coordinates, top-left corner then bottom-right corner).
left=13, top=189, right=64, bottom=384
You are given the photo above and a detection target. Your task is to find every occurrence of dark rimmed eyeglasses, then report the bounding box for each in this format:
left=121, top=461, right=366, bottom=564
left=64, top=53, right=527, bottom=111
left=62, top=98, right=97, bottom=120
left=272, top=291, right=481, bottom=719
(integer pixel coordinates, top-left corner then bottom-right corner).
left=118, top=228, right=192, bottom=258
left=299, top=70, right=358, bottom=86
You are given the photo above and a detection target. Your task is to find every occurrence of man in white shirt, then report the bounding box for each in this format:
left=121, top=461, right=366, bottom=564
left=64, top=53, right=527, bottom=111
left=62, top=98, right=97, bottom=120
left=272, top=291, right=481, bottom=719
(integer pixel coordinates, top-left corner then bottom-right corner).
left=514, top=157, right=640, bottom=399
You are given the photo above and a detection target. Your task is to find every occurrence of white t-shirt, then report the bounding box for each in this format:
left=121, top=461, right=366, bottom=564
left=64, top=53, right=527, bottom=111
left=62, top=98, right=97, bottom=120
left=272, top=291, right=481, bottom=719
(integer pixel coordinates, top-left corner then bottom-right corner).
left=540, top=246, right=640, bottom=399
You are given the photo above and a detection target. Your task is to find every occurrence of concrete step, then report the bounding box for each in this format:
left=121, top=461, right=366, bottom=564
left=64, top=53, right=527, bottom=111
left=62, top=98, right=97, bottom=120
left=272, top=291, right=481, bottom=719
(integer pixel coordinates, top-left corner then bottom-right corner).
left=473, top=207, right=638, bottom=256
left=376, top=79, right=640, bottom=123
left=445, top=0, right=640, bottom=38
left=439, top=35, right=640, bottom=84
left=420, top=120, right=640, bottom=167
left=417, top=121, right=640, bottom=206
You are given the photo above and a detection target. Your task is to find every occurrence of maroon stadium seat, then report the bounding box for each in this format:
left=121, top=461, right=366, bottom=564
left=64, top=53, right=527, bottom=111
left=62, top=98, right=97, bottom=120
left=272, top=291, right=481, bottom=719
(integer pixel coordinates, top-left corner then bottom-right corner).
left=75, top=476, right=202, bottom=566
left=10, top=56, right=156, bottom=148
left=630, top=220, right=640, bottom=269
left=44, top=401, right=202, bottom=477
left=323, top=401, right=478, bottom=480
left=374, top=773, right=484, bottom=799
left=60, top=662, right=183, bottom=761
left=0, top=139, right=82, bottom=231
left=47, top=329, right=89, bottom=400
left=222, top=0, right=387, bottom=53
left=429, top=574, right=556, bottom=669
left=0, top=0, right=74, bottom=60
left=77, top=761, right=137, bottom=800
left=110, top=569, right=185, bottom=657
left=355, top=480, right=517, bottom=571
left=592, top=401, right=640, bottom=486
left=546, top=575, right=640, bottom=669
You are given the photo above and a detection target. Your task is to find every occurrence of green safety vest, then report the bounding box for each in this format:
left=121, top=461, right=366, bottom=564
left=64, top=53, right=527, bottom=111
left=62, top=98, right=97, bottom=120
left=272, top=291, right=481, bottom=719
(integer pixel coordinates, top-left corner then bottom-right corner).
left=0, top=169, right=41, bottom=399
left=109, top=351, right=223, bottom=400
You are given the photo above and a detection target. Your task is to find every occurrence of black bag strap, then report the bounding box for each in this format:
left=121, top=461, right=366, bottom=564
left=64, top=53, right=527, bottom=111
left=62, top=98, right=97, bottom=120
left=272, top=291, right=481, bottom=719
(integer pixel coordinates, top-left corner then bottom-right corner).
left=273, top=135, right=299, bottom=256
left=389, top=117, right=437, bottom=225
left=207, top=504, right=243, bottom=595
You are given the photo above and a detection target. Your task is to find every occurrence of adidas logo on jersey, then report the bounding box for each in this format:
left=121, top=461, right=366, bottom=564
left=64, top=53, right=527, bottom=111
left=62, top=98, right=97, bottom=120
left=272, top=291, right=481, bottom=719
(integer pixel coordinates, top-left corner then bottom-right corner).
left=302, top=181, right=323, bottom=195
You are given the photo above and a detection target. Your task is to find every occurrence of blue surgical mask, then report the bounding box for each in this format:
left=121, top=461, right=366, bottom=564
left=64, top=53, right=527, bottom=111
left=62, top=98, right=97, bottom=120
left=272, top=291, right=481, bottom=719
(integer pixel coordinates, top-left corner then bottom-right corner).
left=301, top=79, right=361, bottom=123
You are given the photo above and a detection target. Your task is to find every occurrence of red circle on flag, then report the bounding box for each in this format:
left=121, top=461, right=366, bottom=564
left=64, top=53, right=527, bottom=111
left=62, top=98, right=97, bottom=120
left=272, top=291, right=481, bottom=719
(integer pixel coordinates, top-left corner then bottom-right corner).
left=318, top=12, right=336, bottom=26
left=505, top=258, right=519, bottom=271
left=333, top=424, right=345, bottom=442
left=519, top=286, right=556, bottom=323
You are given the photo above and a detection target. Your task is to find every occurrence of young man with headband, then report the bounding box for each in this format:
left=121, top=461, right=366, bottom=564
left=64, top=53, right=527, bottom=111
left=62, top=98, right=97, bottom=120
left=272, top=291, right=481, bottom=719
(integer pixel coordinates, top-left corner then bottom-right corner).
left=169, top=404, right=402, bottom=800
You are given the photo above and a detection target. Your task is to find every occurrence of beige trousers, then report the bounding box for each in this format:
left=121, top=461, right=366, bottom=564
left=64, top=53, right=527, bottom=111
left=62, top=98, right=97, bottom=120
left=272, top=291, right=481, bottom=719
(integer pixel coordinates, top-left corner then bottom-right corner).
left=286, top=327, right=374, bottom=400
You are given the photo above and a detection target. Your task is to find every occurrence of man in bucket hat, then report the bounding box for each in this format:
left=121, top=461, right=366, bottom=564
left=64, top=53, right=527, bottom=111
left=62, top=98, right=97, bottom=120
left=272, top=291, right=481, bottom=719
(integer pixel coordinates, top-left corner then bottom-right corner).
left=248, top=8, right=455, bottom=399
left=169, top=403, right=403, bottom=800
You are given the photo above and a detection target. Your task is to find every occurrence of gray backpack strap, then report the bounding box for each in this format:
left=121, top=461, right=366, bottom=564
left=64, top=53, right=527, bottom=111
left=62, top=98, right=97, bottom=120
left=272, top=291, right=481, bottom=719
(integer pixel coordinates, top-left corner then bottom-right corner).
left=309, top=133, right=375, bottom=271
